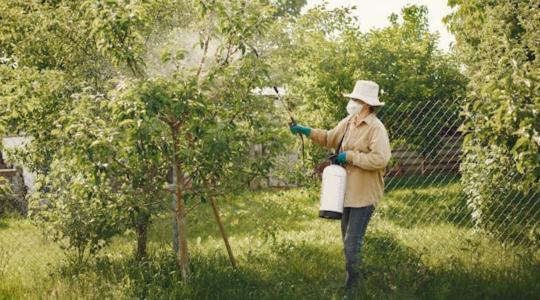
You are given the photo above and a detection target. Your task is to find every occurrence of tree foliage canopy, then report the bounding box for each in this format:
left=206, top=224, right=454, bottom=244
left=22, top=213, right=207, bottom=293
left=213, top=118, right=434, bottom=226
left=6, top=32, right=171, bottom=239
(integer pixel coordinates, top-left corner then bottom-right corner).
left=271, top=4, right=466, bottom=163
left=0, top=0, right=290, bottom=264
left=446, top=0, right=539, bottom=243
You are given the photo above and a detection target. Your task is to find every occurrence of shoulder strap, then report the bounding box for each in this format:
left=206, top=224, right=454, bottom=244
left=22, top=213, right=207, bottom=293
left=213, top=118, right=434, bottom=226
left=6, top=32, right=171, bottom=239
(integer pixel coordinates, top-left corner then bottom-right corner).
left=335, top=119, right=351, bottom=154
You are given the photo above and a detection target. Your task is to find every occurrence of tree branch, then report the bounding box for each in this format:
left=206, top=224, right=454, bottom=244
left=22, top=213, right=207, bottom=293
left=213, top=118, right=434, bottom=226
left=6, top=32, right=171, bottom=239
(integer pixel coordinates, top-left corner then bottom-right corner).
left=196, top=31, right=211, bottom=80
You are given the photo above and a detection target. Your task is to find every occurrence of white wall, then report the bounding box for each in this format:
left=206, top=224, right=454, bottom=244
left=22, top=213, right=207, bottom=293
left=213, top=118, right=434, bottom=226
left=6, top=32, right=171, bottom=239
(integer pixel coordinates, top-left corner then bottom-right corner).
left=1, top=136, right=36, bottom=192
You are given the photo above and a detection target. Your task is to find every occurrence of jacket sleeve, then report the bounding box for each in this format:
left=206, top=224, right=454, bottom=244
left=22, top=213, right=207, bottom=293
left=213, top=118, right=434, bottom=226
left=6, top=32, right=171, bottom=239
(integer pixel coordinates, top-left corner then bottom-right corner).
left=309, top=117, right=349, bottom=150
left=345, top=125, right=391, bottom=170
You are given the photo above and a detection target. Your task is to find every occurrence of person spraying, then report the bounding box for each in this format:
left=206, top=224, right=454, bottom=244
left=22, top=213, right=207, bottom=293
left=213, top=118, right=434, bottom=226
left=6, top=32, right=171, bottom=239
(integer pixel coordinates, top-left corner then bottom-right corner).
left=290, top=80, right=392, bottom=290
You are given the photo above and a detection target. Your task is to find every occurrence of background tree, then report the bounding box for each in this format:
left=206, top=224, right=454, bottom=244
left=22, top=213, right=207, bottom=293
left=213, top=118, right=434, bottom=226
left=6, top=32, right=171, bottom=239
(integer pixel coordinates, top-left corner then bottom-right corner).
left=446, top=0, right=540, bottom=245
left=271, top=4, right=467, bottom=169
left=360, top=6, right=467, bottom=156
left=0, top=0, right=290, bottom=277
left=272, top=0, right=307, bottom=17
left=0, top=0, right=180, bottom=261
left=110, top=0, right=287, bottom=278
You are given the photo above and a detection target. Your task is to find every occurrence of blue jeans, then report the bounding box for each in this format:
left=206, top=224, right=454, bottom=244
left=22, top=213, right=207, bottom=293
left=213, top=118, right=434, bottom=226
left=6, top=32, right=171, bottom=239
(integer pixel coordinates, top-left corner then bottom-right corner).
left=341, top=205, right=375, bottom=288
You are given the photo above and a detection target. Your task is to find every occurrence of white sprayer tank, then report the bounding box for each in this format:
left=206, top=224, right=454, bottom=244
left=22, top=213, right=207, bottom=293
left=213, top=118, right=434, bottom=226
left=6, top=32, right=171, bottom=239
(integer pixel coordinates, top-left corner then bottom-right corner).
left=319, top=164, right=347, bottom=219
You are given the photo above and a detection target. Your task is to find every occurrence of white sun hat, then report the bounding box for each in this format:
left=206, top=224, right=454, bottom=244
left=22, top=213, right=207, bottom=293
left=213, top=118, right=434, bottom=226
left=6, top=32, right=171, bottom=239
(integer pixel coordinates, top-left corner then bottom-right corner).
left=343, top=80, right=385, bottom=106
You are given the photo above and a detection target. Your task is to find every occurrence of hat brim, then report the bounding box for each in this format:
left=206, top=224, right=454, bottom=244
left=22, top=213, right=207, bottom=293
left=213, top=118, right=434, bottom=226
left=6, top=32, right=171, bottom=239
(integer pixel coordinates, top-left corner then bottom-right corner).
left=343, top=93, right=385, bottom=106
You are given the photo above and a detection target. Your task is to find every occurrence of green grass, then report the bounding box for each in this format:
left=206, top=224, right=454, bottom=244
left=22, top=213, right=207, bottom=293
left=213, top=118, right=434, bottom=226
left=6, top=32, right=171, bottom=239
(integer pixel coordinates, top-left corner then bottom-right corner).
left=0, top=178, right=539, bottom=299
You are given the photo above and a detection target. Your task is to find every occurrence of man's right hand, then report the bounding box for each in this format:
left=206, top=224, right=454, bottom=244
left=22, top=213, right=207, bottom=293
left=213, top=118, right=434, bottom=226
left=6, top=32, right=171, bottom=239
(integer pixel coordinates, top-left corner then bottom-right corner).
left=289, top=124, right=311, bottom=136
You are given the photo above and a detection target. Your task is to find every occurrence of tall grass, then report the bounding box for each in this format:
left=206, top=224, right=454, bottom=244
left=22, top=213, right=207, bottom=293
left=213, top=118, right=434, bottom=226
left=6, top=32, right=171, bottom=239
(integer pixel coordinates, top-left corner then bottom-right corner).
left=0, top=177, right=538, bottom=299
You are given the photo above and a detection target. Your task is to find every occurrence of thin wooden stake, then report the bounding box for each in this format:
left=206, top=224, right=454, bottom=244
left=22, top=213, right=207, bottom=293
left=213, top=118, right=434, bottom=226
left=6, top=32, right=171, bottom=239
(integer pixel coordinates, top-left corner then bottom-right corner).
left=210, top=197, right=237, bottom=269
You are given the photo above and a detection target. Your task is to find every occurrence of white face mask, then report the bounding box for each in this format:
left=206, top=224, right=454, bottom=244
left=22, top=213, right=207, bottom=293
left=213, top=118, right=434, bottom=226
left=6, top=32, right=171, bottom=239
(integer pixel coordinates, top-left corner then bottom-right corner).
left=346, top=99, right=363, bottom=116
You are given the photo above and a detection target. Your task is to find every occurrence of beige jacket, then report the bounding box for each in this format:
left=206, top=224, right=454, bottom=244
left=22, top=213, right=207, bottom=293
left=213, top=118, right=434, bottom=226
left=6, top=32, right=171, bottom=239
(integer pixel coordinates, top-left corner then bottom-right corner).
left=310, top=113, right=391, bottom=208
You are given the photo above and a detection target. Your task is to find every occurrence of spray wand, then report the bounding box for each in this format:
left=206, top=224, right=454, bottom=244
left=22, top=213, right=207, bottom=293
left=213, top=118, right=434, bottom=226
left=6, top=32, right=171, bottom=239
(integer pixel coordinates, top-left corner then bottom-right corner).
left=248, top=45, right=306, bottom=167
left=272, top=86, right=306, bottom=167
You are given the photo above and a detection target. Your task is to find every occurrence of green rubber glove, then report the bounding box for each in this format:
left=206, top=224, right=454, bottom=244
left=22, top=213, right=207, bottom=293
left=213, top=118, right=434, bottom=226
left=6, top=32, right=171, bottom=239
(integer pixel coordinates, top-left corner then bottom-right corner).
left=336, top=152, right=347, bottom=164
left=289, top=124, right=311, bottom=136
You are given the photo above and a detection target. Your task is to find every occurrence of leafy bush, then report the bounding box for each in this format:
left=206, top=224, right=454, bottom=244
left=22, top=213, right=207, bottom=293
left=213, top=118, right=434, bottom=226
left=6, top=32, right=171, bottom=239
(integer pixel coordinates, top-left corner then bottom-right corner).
left=461, top=142, right=539, bottom=246
left=0, top=176, right=16, bottom=217
left=29, top=158, right=125, bottom=265
left=0, top=176, right=9, bottom=194
left=447, top=0, right=540, bottom=245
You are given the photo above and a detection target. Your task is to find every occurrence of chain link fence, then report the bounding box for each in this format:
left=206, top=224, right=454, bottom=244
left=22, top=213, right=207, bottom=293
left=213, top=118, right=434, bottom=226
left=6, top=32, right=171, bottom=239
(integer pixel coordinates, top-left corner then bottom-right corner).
left=378, top=99, right=539, bottom=250
left=0, top=98, right=538, bottom=294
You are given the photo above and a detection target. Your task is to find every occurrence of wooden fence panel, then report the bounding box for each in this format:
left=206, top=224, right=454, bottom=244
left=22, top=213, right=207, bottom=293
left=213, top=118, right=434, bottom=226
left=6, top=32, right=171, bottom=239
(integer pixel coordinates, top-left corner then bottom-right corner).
left=387, top=136, right=463, bottom=176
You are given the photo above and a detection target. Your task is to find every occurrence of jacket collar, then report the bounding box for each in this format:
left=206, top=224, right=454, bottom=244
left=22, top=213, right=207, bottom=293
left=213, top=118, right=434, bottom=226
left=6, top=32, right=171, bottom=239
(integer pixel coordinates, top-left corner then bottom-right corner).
left=352, top=112, right=375, bottom=127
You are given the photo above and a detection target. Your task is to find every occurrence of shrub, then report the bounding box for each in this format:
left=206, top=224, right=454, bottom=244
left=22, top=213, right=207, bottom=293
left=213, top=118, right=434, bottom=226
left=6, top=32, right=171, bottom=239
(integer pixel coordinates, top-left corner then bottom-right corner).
left=29, top=158, right=125, bottom=265
left=447, top=0, right=540, bottom=245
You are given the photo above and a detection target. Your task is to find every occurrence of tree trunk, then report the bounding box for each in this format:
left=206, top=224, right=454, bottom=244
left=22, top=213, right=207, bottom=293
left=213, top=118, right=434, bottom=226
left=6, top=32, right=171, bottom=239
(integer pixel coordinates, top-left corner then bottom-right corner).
left=171, top=125, right=190, bottom=280
left=136, top=214, right=149, bottom=259
left=172, top=192, right=179, bottom=255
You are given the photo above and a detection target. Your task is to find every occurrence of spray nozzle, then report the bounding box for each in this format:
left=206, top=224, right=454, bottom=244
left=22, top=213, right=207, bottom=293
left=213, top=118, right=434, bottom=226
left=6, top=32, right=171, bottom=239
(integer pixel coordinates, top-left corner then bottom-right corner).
left=288, top=117, right=297, bottom=128
left=327, top=153, right=339, bottom=165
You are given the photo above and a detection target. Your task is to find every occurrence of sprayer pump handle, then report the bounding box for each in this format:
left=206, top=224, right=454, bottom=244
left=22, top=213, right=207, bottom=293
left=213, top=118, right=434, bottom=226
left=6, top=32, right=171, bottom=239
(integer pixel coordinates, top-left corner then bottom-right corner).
left=327, top=153, right=339, bottom=165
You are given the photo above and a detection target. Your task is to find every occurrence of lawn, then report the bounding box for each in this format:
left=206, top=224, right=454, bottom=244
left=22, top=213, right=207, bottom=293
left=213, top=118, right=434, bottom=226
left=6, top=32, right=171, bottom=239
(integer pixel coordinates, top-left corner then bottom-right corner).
left=0, top=175, right=539, bottom=299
